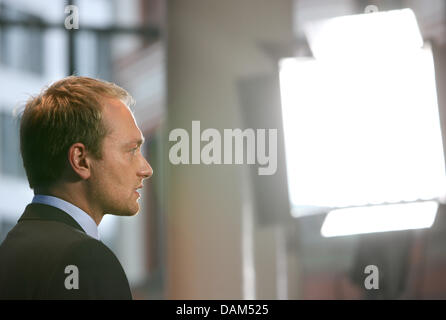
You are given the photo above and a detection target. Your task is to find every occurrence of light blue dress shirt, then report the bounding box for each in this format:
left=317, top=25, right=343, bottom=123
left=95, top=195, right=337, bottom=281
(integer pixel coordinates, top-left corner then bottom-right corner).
left=32, top=195, right=100, bottom=240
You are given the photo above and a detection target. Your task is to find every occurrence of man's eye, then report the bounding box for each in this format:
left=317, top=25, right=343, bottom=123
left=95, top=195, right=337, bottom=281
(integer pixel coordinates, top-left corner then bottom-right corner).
left=130, top=147, right=138, bottom=154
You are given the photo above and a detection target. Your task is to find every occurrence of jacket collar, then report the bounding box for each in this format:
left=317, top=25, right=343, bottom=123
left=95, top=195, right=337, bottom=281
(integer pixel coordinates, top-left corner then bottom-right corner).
left=18, top=203, right=85, bottom=234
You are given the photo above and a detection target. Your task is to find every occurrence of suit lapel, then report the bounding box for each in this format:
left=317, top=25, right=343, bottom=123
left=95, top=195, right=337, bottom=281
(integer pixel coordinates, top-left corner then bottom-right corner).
left=18, top=203, right=86, bottom=234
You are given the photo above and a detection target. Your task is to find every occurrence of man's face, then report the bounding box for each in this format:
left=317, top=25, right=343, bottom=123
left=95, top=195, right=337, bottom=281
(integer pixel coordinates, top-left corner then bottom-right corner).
left=89, top=98, right=153, bottom=217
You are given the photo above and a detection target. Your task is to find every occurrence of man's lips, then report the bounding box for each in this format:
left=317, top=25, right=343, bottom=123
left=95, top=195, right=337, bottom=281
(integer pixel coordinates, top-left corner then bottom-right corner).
left=134, top=184, right=143, bottom=197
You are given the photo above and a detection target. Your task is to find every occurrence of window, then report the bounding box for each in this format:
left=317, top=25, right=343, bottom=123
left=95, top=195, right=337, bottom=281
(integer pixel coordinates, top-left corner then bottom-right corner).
left=0, top=110, right=25, bottom=179
left=0, top=3, right=44, bottom=75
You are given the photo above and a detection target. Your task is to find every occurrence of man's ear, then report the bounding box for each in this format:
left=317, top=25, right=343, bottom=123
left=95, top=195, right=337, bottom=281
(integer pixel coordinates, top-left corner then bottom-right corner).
left=68, top=143, right=91, bottom=180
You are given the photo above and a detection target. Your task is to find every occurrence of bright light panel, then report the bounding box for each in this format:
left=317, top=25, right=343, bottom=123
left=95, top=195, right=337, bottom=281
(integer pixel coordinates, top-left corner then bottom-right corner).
left=279, top=10, right=446, bottom=218
left=305, top=8, right=423, bottom=61
left=321, top=201, right=438, bottom=237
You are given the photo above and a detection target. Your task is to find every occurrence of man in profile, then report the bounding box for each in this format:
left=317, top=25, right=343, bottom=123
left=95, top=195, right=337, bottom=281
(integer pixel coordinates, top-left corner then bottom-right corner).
left=0, top=76, right=153, bottom=299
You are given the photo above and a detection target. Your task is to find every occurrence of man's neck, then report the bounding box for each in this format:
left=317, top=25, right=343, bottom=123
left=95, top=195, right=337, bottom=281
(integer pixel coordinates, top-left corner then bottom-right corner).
left=35, top=185, right=104, bottom=225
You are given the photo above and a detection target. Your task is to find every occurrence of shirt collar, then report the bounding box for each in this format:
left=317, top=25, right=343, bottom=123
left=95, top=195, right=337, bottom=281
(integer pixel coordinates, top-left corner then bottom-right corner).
left=32, top=195, right=100, bottom=240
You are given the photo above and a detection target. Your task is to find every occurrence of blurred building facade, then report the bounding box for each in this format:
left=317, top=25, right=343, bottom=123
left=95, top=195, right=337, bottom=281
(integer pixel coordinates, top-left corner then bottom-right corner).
left=3, top=0, right=446, bottom=301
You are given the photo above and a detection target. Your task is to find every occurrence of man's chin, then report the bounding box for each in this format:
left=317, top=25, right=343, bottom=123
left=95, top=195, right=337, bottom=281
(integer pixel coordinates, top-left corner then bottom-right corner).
left=125, top=204, right=140, bottom=216
left=106, top=203, right=140, bottom=217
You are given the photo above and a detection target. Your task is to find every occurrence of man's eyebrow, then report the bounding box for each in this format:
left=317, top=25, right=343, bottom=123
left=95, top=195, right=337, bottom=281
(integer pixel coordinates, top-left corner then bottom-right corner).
left=124, top=137, right=145, bottom=147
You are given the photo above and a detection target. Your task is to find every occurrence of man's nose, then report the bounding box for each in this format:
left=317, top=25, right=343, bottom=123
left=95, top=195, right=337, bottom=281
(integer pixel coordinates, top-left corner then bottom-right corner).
left=139, top=156, right=153, bottom=180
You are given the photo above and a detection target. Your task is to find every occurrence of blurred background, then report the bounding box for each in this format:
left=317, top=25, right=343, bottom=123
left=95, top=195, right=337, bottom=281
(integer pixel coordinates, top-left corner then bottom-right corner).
left=1, top=0, right=446, bottom=300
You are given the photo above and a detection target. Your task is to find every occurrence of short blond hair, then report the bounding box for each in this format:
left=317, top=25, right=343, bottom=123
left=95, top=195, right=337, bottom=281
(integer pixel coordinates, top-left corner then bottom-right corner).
left=20, top=76, right=134, bottom=189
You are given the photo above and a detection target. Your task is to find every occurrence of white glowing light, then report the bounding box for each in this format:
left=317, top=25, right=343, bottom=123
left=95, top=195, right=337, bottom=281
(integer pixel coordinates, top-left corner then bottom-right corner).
left=279, top=8, right=446, bottom=218
left=321, top=201, right=438, bottom=237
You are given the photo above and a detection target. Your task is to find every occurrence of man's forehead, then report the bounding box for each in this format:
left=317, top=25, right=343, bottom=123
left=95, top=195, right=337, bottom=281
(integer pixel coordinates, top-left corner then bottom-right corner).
left=102, top=98, right=133, bottom=118
left=102, top=98, right=143, bottom=141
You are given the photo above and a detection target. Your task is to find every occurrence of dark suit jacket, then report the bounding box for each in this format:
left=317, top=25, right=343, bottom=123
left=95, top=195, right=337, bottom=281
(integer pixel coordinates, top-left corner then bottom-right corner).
left=0, top=203, right=132, bottom=300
